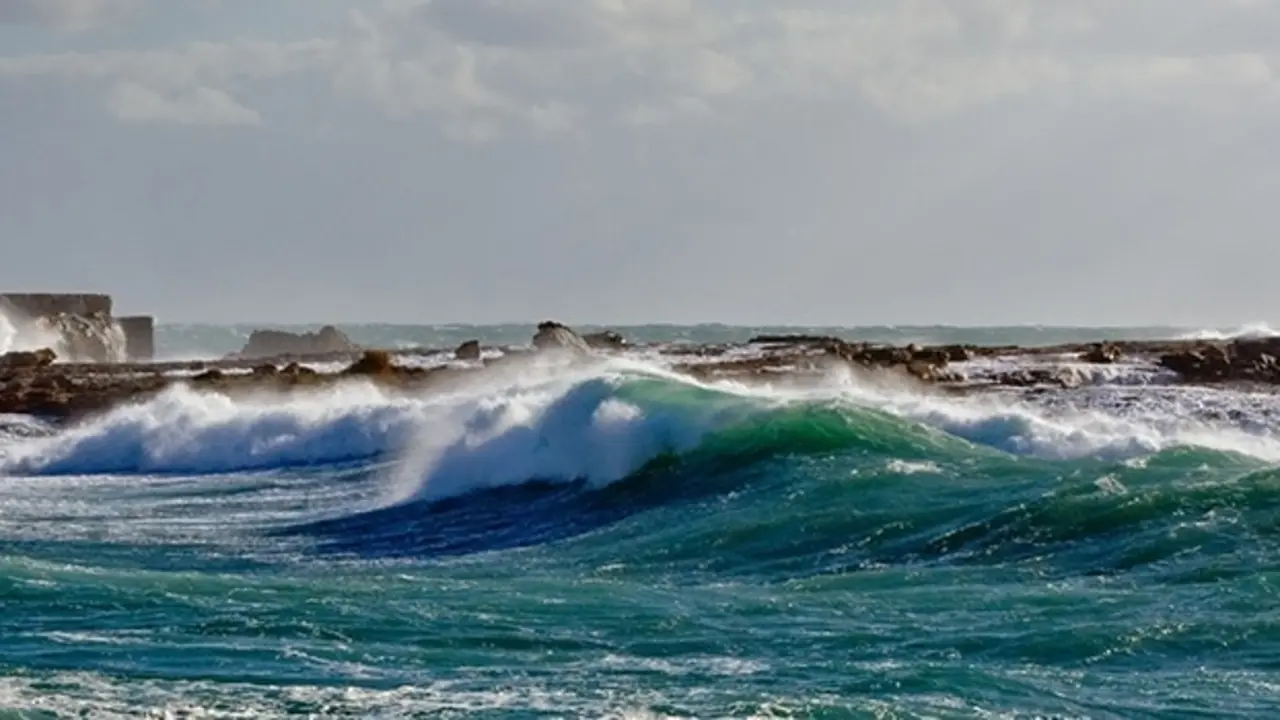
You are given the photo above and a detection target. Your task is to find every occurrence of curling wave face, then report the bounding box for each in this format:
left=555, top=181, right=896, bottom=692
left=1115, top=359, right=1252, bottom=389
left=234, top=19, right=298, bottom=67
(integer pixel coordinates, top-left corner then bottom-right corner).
left=5, top=355, right=1280, bottom=486
left=3, top=355, right=1280, bottom=716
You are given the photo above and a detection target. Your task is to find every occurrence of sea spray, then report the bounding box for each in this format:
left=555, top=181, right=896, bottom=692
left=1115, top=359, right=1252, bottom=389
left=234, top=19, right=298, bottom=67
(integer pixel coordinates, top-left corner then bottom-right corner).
left=0, top=306, right=127, bottom=362
left=4, top=345, right=1280, bottom=715
left=0, top=307, right=62, bottom=356
left=7, top=355, right=1280, bottom=493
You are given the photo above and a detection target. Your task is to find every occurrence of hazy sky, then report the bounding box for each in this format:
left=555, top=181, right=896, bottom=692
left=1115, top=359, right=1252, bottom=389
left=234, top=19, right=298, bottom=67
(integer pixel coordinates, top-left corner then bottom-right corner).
left=2, top=0, right=1279, bottom=326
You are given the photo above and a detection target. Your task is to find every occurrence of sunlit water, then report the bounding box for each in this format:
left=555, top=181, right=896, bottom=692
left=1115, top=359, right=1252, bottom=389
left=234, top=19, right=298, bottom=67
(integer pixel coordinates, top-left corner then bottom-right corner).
left=2, top=325, right=1279, bottom=717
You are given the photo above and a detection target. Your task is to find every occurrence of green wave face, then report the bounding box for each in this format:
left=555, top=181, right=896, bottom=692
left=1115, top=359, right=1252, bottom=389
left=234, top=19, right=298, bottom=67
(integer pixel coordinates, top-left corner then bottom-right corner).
left=4, top=364, right=1280, bottom=717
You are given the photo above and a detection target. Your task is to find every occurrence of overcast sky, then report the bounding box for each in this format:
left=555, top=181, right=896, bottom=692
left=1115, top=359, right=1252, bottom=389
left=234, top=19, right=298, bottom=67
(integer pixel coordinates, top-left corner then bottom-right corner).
left=1, top=0, right=1278, bottom=326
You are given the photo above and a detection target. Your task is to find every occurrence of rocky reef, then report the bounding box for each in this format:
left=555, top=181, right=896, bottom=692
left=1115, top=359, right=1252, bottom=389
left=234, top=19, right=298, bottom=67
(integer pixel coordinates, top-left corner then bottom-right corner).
left=234, top=325, right=357, bottom=359
left=6, top=319, right=1280, bottom=422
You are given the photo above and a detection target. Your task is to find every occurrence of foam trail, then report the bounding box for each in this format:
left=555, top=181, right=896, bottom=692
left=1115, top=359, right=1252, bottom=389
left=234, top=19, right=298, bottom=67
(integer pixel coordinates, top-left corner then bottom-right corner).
left=0, top=382, right=434, bottom=476
left=1177, top=322, right=1280, bottom=341
left=823, top=365, right=1280, bottom=463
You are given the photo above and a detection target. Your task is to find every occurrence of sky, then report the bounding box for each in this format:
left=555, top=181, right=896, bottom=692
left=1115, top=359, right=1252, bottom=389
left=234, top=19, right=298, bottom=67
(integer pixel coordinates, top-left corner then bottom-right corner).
left=1, top=0, right=1279, bottom=326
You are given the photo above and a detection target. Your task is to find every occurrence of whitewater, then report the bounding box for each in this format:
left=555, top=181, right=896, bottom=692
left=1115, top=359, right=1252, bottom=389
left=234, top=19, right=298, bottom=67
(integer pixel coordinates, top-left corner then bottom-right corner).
left=4, top=324, right=1280, bottom=717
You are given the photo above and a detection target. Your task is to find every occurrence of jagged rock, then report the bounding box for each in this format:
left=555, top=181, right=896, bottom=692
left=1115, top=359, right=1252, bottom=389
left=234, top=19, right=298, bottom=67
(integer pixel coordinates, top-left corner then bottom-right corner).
left=1081, top=342, right=1122, bottom=364
left=281, top=362, right=316, bottom=376
left=193, top=369, right=224, bottom=382
left=995, top=368, right=1082, bottom=389
left=532, top=321, right=591, bottom=354
left=935, top=345, right=974, bottom=362
left=238, top=325, right=356, bottom=359
left=906, top=360, right=942, bottom=381
left=583, top=330, right=628, bottom=350
left=1159, top=345, right=1232, bottom=381
left=1231, top=337, right=1280, bottom=365
left=252, top=363, right=278, bottom=376
left=455, top=340, right=482, bottom=361
left=344, top=350, right=395, bottom=375
left=0, top=347, right=57, bottom=369
left=750, top=334, right=843, bottom=346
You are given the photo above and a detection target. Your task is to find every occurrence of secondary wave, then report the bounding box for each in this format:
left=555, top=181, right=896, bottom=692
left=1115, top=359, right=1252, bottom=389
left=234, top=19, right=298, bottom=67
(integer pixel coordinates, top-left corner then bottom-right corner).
left=1177, top=321, right=1280, bottom=341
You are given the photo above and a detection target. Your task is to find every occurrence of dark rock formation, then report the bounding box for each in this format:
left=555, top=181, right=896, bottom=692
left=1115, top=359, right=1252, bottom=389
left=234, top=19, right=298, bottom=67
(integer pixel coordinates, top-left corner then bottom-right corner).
left=583, top=330, right=628, bottom=350
left=1157, top=338, right=1280, bottom=384
left=118, top=316, right=155, bottom=361
left=282, top=362, right=315, bottom=376
left=0, top=293, right=112, bottom=317
left=1081, top=342, right=1122, bottom=364
left=532, top=321, right=591, bottom=354
left=238, top=325, right=356, bottom=359
left=455, top=340, right=482, bottom=361
left=0, top=348, right=57, bottom=369
left=750, top=334, right=845, bottom=347
left=344, top=350, right=395, bottom=376
left=937, top=345, right=975, bottom=362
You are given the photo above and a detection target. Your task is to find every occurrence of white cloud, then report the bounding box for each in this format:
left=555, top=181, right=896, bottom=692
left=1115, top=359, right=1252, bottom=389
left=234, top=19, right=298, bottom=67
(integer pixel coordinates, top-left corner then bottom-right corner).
left=0, top=0, right=1276, bottom=135
left=105, top=81, right=260, bottom=125
left=0, top=0, right=141, bottom=31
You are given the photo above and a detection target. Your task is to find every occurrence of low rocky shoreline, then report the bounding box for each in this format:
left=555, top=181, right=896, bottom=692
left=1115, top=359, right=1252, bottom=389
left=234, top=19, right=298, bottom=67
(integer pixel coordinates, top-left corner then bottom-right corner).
left=3, top=321, right=1280, bottom=422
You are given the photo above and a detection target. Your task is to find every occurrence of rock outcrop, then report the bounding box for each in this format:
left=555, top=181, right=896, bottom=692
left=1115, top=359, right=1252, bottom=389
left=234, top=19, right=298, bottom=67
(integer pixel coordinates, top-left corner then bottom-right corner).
left=455, top=340, right=482, bottom=360
left=583, top=330, right=628, bottom=350
left=1158, top=337, right=1280, bottom=383
left=118, top=316, right=155, bottom=361
left=344, top=350, right=396, bottom=376
left=237, top=325, right=356, bottom=359
left=1081, top=342, right=1122, bottom=364
left=532, top=321, right=591, bottom=354
left=0, top=294, right=112, bottom=317
left=0, top=348, right=57, bottom=369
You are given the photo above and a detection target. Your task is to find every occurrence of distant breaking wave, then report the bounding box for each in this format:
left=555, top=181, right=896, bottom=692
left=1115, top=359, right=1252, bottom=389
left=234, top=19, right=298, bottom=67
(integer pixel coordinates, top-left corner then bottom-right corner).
left=1177, top=322, right=1280, bottom=341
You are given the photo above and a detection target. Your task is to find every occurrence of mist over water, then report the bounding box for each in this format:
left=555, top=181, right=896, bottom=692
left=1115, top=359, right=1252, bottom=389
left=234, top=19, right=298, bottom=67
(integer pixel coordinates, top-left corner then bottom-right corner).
left=154, top=321, right=1268, bottom=361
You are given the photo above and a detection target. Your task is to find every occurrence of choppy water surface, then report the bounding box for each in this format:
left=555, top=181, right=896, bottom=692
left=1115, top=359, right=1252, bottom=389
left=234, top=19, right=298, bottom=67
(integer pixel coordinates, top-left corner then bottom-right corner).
left=3, top=326, right=1280, bottom=717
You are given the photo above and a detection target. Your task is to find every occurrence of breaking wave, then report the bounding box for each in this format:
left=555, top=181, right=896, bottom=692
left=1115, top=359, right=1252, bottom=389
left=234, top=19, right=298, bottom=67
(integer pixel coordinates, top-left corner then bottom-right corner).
left=4, top=358, right=1280, bottom=504
left=1177, top=322, right=1280, bottom=341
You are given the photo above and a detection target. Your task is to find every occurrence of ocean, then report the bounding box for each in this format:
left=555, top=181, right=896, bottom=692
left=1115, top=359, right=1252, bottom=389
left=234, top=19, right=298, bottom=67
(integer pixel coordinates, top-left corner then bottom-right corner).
left=3, top=323, right=1280, bottom=718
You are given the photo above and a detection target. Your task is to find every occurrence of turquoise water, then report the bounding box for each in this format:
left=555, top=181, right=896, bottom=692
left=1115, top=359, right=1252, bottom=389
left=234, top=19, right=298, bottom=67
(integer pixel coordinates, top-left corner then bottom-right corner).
left=3, top=328, right=1280, bottom=717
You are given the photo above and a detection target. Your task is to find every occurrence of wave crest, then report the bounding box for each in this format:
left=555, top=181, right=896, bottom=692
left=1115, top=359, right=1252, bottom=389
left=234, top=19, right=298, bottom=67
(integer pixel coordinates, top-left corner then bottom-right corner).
left=5, top=359, right=1280, bottom=505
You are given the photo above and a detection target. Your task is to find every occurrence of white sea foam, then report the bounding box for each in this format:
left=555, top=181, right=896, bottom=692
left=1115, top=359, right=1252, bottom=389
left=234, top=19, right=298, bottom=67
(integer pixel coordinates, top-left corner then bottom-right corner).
left=1177, top=322, right=1280, bottom=341
left=0, top=307, right=62, bottom=356
left=3, top=355, right=1280, bottom=504
left=825, top=365, right=1280, bottom=463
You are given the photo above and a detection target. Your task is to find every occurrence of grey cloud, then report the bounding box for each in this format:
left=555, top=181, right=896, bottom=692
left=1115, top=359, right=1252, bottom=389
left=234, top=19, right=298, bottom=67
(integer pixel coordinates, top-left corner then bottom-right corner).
left=106, top=81, right=260, bottom=125
left=3, top=0, right=1280, bottom=326
left=0, top=0, right=141, bottom=30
